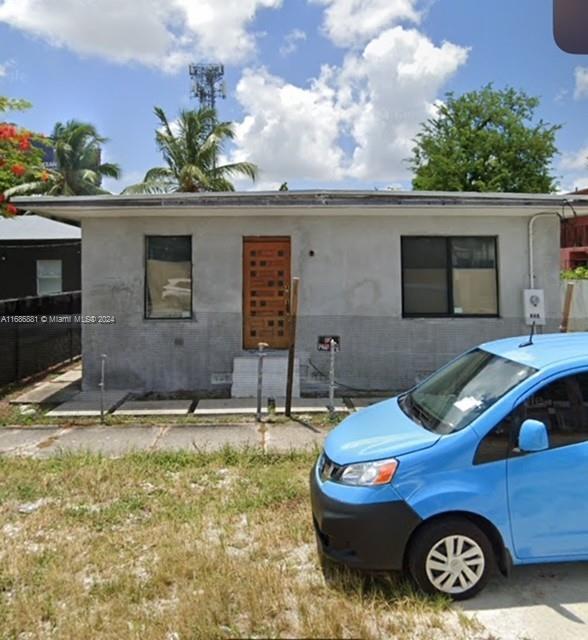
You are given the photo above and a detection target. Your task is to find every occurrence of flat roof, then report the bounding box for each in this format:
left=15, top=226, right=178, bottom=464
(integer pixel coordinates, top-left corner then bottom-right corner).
left=11, top=190, right=588, bottom=222
left=0, top=214, right=81, bottom=240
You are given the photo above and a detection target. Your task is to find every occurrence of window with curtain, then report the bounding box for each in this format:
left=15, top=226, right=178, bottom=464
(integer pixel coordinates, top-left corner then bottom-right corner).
left=145, top=236, right=192, bottom=319
left=402, top=237, right=498, bottom=317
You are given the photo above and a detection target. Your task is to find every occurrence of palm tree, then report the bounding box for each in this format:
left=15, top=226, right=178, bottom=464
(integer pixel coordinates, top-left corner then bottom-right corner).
left=5, top=120, right=121, bottom=197
left=123, top=107, right=258, bottom=194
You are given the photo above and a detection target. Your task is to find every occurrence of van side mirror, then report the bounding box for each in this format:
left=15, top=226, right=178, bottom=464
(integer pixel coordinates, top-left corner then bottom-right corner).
left=518, top=419, right=549, bottom=453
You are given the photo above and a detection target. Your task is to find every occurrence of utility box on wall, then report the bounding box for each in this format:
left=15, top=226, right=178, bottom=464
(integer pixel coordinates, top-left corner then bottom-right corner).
left=523, top=289, right=546, bottom=326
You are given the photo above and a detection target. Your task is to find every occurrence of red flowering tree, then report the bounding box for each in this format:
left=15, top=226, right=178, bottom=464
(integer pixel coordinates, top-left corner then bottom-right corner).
left=0, top=97, right=47, bottom=217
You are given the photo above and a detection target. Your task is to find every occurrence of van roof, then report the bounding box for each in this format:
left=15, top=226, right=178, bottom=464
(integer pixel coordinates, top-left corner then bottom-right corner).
left=481, top=333, right=588, bottom=370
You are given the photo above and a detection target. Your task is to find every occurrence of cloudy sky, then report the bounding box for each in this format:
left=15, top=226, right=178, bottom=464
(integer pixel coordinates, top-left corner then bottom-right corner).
left=0, top=0, right=587, bottom=193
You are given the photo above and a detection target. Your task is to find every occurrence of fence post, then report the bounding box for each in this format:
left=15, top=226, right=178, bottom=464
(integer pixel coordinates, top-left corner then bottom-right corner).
left=285, top=277, right=300, bottom=417
left=14, top=324, right=19, bottom=383
left=256, top=342, right=268, bottom=422
left=561, top=282, right=575, bottom=333
left=99, top=354, right=107, bottom=424
left=328, top=338, right=337, bottom=414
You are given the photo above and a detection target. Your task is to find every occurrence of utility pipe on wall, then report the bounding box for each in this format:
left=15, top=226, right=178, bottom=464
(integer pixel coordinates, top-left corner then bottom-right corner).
left=528, top=211, right=563, bottom=289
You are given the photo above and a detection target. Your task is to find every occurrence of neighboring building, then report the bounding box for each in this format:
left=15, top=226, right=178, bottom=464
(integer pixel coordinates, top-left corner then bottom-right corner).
left=15, top=191, right=573, bottom=394
left=561, top=189, right=588, bottom=269
left=0, top=214, right=81, bottom=300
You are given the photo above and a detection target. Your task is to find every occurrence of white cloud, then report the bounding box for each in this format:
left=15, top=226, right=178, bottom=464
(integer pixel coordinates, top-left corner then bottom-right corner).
left=0, top=58, right=14, bottom=77
left=232, top=67, right=347, bottom=181
left=558, top=145, right=588, bottom=193
left=574, top=66, right=588, bottom=100
left=231, top=26, right=468, bottom=184
left=0, top=0, right=282, bottom=70
left=280, top=29, right=307, bottom=56
left=311, top=0, right=421, bottom=46
left=560, top=146, right=588, bottom=172
left=345, top=27, right=468, bottom=179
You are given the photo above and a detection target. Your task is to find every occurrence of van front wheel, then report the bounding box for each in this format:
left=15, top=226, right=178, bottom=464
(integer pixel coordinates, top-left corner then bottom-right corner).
left=408, top=518, right=494, bottom=600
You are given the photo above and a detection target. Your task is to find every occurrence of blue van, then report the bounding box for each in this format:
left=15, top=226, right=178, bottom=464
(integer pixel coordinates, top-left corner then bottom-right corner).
left=311, top=333, right=588, bottom=599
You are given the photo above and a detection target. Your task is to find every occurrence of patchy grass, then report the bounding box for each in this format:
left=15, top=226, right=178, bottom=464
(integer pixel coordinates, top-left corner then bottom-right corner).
left=0, top=450, right=478, bottom=639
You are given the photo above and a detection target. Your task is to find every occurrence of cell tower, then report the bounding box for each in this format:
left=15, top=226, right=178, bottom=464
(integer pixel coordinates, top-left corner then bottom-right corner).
left=189, top=63, right=226, bottom=111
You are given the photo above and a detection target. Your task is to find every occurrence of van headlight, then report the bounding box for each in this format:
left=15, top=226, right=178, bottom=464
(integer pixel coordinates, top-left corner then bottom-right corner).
left=339, top=457, right=399, bottom=486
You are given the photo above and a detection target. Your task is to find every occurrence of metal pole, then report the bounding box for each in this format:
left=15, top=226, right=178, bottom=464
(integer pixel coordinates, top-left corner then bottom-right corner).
left=99, top=354, right=107, bottom=424
left=285, top=278, right=300, bottom=417
left=256, top=343, right=268, bottom=422
left=328, top=338, right=336, bottom=414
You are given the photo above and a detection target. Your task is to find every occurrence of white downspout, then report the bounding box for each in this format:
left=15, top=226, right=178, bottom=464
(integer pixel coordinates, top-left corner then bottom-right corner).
left=528, top=211, right=562, bottom=289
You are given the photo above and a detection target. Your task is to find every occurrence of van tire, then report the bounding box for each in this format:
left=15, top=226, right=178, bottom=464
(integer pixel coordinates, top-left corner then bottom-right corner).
left=408, top=517, right=494, bottom=600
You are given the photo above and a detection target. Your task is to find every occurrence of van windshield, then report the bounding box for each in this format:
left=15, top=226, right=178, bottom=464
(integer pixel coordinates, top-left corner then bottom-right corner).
left=399, top=349, right=536, bottom=435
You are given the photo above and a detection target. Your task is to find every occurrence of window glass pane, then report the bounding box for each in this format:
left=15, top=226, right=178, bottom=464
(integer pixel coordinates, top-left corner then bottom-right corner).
left=37, top=260, right=62, bottom=278
left=451, top=238, right=497, bottom=315
left=519, top=374, right=588, bottom=449
left=451, top=238, right=496, bottom=268
left=452, top=269, right=498, bottom=315
left=402, top=238, right=448, bottom=314
left=146, top=236, right=192, bottom=319
left=37, top=260, right=62, bottom=296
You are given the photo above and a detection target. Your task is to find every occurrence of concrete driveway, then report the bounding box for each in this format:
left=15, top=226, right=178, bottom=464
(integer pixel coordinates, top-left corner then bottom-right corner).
left=462, top=562, right=588, bottom=639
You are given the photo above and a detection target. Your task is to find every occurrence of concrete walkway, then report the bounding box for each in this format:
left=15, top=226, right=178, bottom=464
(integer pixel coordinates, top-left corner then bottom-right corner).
left=0, top=421, right=326, bottom=458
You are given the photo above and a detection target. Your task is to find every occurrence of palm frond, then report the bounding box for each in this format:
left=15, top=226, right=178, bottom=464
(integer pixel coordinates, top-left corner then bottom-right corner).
left=216, top=161, right=258, bottom=181
left=98, top=162, right=122, bottom=179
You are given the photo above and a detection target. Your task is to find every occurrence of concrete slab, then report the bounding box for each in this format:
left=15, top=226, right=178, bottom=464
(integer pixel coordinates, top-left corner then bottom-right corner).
left=265, top=424, right=326, bottom=452
left=52, top=370, right=82, bottom=383
left=274, top=398, right=349, bottom=414
left=114, top=399, right=193, bottom=416
left=231, top=356, right=300, bottom=398
left=10, top=382, right=80, bottom=405
left=0, top=427, right=60, bottom=453
left=461, top=562, right=588, bottom=640
left=193, top=399, right=267, bottom=416
left=34, top=426, right=161, bottom=457
left=156, top=425, right=260, bottom=452
left=46, top=391, right=129, bottom=417
left=350, top=396, right=387, bottom=410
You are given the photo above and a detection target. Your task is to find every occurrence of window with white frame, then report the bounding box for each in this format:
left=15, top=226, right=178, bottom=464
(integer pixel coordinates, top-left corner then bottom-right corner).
left=36, top=260, right=63, bottom=296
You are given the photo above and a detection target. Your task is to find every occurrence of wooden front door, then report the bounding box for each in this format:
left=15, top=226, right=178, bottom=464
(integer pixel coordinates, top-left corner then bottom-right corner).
left=243, top=237, right=291, bottom=349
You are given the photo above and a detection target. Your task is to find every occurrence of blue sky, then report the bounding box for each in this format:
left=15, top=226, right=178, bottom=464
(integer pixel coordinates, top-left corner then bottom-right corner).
left=0, top=0, right=587, bottom=193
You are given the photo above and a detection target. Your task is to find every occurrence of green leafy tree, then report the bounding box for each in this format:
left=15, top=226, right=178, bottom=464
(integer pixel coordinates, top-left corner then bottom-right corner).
left=6, top=120, right=121, bottom=197
left=0, top=96, right=47, bottom=216
left=124, top=107, right=258, bottom=194
left=411, top=85, right=561, bottom=193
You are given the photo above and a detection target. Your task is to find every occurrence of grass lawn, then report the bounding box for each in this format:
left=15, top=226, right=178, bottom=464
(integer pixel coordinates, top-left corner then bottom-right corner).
left=0, top=449, right=479, bottom=639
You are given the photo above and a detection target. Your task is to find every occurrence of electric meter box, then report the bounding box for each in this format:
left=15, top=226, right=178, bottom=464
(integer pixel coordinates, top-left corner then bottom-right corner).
left=523, top=289, right=546, bottom=326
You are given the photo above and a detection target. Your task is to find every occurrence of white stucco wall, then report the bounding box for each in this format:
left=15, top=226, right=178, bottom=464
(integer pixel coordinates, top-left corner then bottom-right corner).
left=80, top=209, right=560, bottom=392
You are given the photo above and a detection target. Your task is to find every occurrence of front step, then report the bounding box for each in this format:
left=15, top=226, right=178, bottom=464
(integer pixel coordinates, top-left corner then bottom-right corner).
left=231, top=355, right=300, bottom=398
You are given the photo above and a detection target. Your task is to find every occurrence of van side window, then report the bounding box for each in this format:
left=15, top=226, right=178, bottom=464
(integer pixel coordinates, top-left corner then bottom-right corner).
left=516, top=373, right=588, bottom=450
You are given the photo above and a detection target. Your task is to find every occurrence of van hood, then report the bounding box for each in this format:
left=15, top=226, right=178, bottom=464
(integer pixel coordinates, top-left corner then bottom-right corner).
left=323, top=397, right=441, bottom=466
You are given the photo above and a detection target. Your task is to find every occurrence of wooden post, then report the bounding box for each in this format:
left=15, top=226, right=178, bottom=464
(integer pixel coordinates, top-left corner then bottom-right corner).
left=561, top=281, right=575, bottom=333
left=285, top=277, right=300, bottom=417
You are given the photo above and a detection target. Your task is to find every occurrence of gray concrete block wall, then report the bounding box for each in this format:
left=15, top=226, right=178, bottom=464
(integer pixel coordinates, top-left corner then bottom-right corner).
left=80, top=211, right=561, bottom=393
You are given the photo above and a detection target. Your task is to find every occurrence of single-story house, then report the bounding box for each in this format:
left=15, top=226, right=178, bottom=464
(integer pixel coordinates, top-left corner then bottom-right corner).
left=14, top=190, right=582, bottom=395
left=0, top=214, right=81, bottom=301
